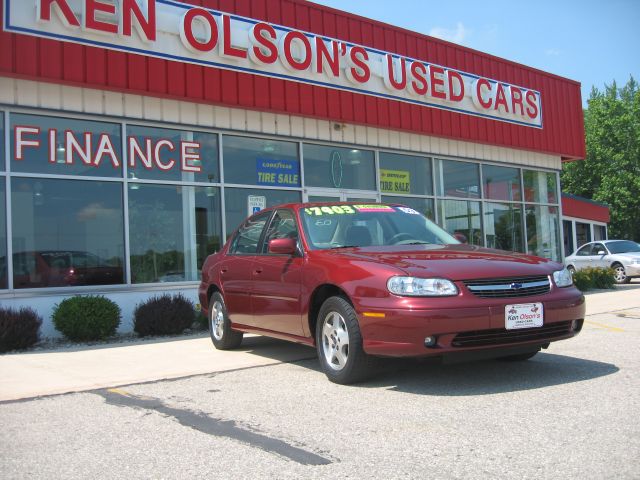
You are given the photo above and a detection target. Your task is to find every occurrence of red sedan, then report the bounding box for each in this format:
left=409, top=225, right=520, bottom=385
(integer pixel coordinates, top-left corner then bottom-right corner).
left=199, top=203, right=584, bottom=384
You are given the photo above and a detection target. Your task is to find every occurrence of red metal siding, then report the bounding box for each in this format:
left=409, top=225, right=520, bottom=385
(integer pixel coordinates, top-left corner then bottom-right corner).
left=0, top=0, right=586, bottom=159
left=562, top=195, right=610, bottom=224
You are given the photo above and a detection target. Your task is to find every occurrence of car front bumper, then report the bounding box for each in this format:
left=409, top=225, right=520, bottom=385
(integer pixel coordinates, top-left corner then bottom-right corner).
left=356, top=290, right=586, bottom=358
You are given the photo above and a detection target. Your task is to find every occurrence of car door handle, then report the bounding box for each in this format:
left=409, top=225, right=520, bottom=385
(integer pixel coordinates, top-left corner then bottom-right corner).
left=253, top=268, right=263, bottom=275
left=221, top=267, right=228, bottom=274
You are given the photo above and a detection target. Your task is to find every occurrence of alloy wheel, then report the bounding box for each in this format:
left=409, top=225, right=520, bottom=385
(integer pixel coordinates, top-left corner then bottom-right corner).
left=321, top=311, right=350, bottom=371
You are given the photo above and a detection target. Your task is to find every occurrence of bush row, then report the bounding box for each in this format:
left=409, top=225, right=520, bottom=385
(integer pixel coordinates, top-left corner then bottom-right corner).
left=572, top=267, right=616, bottom=291
left=0, top=294, right=204, bottom=353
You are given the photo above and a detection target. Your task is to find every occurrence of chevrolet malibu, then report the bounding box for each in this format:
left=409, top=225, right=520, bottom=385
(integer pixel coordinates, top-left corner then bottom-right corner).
left=199, top=203, right=585, bottom=384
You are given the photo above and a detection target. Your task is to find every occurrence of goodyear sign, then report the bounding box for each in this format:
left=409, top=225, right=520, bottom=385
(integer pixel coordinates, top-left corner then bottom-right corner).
left=256, top=158, right=301, bottom=187
left=380, top=169, right=411, bottom=194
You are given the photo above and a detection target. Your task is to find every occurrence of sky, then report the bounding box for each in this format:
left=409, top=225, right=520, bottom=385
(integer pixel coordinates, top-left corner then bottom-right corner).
left=309, top=0, right=640, bottom=106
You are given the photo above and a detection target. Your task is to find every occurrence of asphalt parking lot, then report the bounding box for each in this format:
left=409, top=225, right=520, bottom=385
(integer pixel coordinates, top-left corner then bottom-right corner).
left=1, top=295, right=639, bottom=479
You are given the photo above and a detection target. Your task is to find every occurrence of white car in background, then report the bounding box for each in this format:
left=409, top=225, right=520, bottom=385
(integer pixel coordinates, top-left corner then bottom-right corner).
left=565, top=240, right=640, bottom=284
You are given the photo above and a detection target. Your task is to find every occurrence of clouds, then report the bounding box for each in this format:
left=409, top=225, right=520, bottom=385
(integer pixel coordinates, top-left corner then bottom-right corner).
left=545, top=48, right=562, bottom=56
left=428, top=22, right=470, bottom=45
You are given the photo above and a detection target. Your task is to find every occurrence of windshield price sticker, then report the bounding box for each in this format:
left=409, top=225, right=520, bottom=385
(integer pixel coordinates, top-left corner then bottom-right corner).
left=505, top=303, right=544, bottom=330
left=397, top=207, right=420, bottom=215
left=353, top=205, right=395, bottom=212
left=304, top=205, right=356, bottom=216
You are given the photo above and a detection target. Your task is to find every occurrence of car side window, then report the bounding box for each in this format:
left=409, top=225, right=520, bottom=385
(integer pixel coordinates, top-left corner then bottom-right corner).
left=576, top=245, right=592, bottom=256
left=261, top=209, right=299, bottom=253
left=592, top=243, right=606, bottom=255
left=229, top=211, right=272, bottom=255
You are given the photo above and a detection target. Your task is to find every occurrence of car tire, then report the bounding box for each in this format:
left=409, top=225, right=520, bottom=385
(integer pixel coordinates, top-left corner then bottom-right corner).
left=567, top=265, right=576, bottom=278
left=316, top=296, right=377, bottom=384
left=208, top=292, right=243, bottom=350
left=612, top=263, right=630, bottom=284
left=498, top=351, right=539, bottom=362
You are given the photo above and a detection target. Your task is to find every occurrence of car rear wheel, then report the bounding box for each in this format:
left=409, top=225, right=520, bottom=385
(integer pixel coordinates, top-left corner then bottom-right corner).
left=209, top=292, right=243, bottom=350
left=498, top=350, right=539, bottom=361
left=612, top=263, right=630, bottom=284
left=316, top=296, right=376, bottom=384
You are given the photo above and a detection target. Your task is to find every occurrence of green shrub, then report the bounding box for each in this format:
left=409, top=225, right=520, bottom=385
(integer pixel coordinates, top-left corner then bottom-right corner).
left=572, top=267, right=616, bottom=292
left=133, top=293, right=195, bottom=337
left=0, top=307, right=42, bottom=353
left=53, top=296, right=121, bottom=341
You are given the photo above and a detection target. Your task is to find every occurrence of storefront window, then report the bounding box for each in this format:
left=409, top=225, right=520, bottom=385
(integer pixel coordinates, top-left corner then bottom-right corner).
left=484, top=202, right=523, bottom=252
left=382, top=196, right=435, bottom=220
left=437, top=199, right=482, bottom=245
left=523, top=170, right=558, bottom=204
left=128, top=184, right=222, bottom=283
left=526, top=205, right=561, bottom=261
left=482, top=165, right=521, bottom=201
left=435, top=159, right=480, bottom=199
left=0, top=112, right=5, bottom=172
left=11, top=178, right=125, bottom=289
left=379, top=152, right=432, bottom=195
left=594, top=224, right=607, bottom=241
left=224, top=187, right=301, bottom=238
left=575, top=221, right=592, bottom=248
left=0, top=181, right=6, bottom=289
left=127, top=125, right=218, bottom=183
left=303, top=144, right=375, bottom=190
left=223, top=135, right=299, bottom=187
left=10, top=114, right=122, bottom=177
left=563, top=220, right=575, bottom=256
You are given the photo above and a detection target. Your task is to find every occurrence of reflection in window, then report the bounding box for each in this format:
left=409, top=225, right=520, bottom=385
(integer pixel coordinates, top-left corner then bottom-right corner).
left=523, top=170, right=558, bottom=204
left=484, top=202, right=523, bottom=252
left=223, top=135, right=299, bottom=187
left=435, top=159, right=480, bottom=199
left=382, top=196, right=435, bottom=220
left=10, top=113, right=122, bottom=177
left=482, top=165, right=521, bottom=201
left=379, top=152, right=432, bottom=195
left=262, top=209, right=298, bottom=253
left=128, top=184, right=222, bottom=283
left=438, top=199, right=482, bottom=246
left=127, top=125, right=218, bottom=183
left=0, top=181, right=6, bottom=289
left=224, top=187, right=301, bottom=238
left=10, top=178, right=125, bottom=288
left=303, top=144, right=375, bottom=190
left=230, top=211, right=271, bottom=255
left=526, top=205, right=561, bottom=261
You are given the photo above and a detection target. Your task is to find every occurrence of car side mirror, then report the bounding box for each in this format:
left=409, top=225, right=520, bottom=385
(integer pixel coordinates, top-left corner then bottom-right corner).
left=268, top=237, right=297, bottom=255
left=597, top=250, right=606, bottom=255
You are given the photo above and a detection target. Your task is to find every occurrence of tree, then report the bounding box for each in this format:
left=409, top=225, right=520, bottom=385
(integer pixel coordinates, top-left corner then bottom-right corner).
left=561, top=77, right=640, bottom=241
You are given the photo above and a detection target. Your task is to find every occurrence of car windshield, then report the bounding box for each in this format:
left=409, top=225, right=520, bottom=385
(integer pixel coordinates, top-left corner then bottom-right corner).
left=606, top=241, right=640, bottom=254
left=300, top=204, right=459, bottom=249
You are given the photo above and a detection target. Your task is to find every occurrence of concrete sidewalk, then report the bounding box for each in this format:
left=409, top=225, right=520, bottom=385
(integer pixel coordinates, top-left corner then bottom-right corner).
left=1, top=284, right=639, bottom=402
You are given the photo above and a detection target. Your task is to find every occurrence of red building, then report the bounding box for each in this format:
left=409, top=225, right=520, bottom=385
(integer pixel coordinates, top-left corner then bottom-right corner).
left=0, top=0, right=585, bottom=336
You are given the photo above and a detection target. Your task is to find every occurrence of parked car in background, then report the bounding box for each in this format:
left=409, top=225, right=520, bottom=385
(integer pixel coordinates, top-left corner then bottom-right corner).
left=6, top=251, right=124, bottom=289
left=199, top=202, right=585, bottom=384
left=565, top=240, right=640, bottom=284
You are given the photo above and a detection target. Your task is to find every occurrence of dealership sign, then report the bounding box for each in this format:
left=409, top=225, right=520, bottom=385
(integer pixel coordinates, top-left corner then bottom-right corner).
left=4, top=0, right=542, bottom=128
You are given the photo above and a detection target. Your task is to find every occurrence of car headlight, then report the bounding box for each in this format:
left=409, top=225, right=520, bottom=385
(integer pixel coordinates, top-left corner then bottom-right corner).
left=387, top=276, right=458, bottom=296
left=553, top=268, right=573, bottom=288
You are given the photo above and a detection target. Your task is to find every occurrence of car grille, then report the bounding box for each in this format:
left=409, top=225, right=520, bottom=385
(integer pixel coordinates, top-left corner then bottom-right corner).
left=451, top=321, right=573, bottom=347
left=463, top=275, right=550, bottom=298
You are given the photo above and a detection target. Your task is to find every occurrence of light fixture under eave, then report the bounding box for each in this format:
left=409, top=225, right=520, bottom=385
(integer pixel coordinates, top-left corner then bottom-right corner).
left=129, top=171, right=140, bottom=190
left=56, top=143, right=66, bottom=163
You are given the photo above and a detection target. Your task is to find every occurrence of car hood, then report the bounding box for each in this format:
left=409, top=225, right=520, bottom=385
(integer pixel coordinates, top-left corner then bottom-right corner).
left=323, top=244, right=559, bottom=281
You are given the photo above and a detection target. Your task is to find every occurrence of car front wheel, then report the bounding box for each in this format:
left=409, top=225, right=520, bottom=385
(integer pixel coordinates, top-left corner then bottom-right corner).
left=612, top=263, right=630, bottom=284
left=316, top=296, right=376, bottom=384
left=209, top=292, right=243, bottom=350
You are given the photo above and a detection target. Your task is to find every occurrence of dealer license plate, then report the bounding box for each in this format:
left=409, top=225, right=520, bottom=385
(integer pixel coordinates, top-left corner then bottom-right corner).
left=505, top=303, right=544, bottom=330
